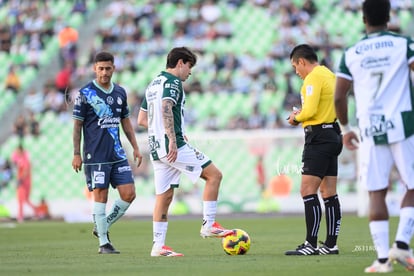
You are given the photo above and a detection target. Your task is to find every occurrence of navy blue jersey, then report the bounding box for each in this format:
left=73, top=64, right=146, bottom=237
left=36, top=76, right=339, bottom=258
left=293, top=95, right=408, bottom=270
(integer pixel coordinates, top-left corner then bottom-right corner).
left=72, top=80, right=130, bottom=164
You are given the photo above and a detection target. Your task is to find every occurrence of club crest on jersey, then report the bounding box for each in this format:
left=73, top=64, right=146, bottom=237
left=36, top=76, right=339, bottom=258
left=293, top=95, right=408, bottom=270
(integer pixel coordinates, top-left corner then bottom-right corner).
left=195, top=150, right=204, bottom=160
left=106, top=96, right=114, bottom=105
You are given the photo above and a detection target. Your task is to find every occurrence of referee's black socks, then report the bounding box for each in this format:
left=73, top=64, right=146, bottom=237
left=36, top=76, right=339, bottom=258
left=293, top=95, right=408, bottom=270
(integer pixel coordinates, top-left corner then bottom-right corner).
left=323, top=194, right=341, bottom=248
left=303, top=194, right=321, bottom=248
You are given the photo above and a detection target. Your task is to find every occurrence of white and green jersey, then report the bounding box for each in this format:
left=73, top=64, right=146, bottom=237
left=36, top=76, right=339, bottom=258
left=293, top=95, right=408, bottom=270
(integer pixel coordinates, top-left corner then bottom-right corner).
left=337, top=31, right=414, bottom=144
left=141, top=71, right=186, bottom=160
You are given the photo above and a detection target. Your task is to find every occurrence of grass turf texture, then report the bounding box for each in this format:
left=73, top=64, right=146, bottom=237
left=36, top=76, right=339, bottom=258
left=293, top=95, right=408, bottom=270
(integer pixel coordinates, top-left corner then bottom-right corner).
left=0, top=215, right=408, bottom=275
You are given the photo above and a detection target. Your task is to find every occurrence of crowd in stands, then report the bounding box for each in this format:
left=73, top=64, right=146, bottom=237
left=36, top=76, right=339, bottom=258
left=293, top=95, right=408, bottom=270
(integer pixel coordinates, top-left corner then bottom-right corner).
left=0, top=0, right=88, bottom=139
left=1, top=0, right=413, bottom=136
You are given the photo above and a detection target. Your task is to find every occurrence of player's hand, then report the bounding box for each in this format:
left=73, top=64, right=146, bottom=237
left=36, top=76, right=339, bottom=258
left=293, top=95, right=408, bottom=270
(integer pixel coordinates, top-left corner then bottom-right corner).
left=72, top=155, right=83, bottom=172
left=167, top=142, right=178, bottom=163
left=343, top=131, right=359, bottom=150
left=134, top=149, right=143, bottom=167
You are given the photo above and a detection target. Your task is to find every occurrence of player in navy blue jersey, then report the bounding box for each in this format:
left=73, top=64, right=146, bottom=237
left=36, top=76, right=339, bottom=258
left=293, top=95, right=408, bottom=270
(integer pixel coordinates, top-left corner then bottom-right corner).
left=72, top=51, right=143, bottom=254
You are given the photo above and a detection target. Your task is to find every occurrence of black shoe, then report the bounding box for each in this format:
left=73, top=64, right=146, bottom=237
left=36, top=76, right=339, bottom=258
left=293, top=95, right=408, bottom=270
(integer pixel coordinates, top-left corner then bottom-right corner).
left=318, top=241, right=339, bottom=255
left=92, top=225, right=111, bottom=243
left=98, top=243, right=120, bottom=254
left=285, top=241, right=319, bottom=256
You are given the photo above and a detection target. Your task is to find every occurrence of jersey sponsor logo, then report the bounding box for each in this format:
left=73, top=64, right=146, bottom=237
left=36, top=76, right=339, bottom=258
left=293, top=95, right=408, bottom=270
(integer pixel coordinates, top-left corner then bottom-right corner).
left=93, top=171, right=105, bottom=184
left=151, top=79, right=161, bottom=86
left=361, top=56, right=390, bottom=69
left=97, top=116, right=121, bottom=128
left=118, top=165, right=131, bottom=173
left=186, top=165, right=195, bottom=172
left=364, top=114, right=394, bottom=137
left=355, top=40, right=394, bottom=55
left=74, top=93, right=83, bottom=106
left=117, top=97, right=122, bottom=105
left=148, top=136, right=160, bottom=151
left=147, top=91, right=157, bottom=101
left=106, top=96, right=114, bottom=105
left=107, top=205, right=120, bottom=223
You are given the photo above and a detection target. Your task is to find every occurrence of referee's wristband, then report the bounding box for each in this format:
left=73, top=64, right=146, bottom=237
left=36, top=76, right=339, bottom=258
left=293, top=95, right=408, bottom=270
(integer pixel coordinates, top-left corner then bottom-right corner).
left=340, top=124, right=351, bottom=133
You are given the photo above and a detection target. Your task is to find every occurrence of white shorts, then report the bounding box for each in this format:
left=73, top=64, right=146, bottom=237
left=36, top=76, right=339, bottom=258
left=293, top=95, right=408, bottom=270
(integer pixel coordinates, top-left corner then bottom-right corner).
left=359, top=134, right=414, bottom=191
left=151, top=144, right=211, bottom=195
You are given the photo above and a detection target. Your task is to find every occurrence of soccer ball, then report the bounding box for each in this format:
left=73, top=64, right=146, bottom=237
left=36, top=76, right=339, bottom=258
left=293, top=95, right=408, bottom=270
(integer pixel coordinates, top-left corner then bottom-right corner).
left=221, top=229, right=251, bottom=255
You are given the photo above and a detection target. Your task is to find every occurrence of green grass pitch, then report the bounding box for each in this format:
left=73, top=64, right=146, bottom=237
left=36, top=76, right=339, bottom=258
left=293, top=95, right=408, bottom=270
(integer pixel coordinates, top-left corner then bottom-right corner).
left=0, top=215, right=408, bottom=275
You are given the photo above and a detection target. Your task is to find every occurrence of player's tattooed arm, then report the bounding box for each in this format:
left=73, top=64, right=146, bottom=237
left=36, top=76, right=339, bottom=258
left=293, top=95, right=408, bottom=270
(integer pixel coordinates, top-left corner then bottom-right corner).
left=162, top=99, right=178, bottom=162
left=72, top=120, right=83, bottom=172
left=73, top=120, right=83, bottom=155
left=162, top=99, right=176, bottom=145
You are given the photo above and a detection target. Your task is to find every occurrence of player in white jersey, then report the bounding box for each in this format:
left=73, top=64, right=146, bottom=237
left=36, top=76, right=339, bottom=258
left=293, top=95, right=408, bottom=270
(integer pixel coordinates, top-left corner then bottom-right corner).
left=335, top=0, right=414, bottom=272
left=137, top=47, right=232, bottom=257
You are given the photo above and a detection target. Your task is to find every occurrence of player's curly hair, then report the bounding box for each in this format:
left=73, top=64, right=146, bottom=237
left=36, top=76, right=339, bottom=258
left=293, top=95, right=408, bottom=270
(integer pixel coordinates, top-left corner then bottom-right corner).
left=363, top=0, right=390, bottom=27
left=166, top=47, right=197, bottom=69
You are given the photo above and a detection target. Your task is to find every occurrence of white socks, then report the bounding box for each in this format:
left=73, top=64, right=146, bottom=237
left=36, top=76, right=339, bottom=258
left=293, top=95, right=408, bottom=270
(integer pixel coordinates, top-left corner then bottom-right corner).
left=369, top=220, right=389, bottom=259
left=202, top=201, right=217, bottom=228
left=395, top=207, right=414, bottom=245
left=153, top=221, right=168, bottom=249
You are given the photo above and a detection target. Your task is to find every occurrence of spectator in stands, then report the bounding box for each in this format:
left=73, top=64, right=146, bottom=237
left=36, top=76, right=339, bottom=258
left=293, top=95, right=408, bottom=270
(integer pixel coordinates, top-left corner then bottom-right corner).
left=0, top=24, right=11, bottom=53
left=0, top=158, right=12, bottom=191
left=72, top=0, right=87, bottom=15
left=248, top=104, right=265, bottom=129
left=302, top=0, right=318, bottom=16
left=5, top=66, right=21, bottom=94
left=205, top=112, right=220, bottom=131
left=11, top=143, right=36, bottom=223
left=227, top=113, right=248, bottom=129
left=27, top=111, right=40, bottom=137
left=35, top=197, right=51, bottom=220
left=43, top=85, right=65, bottom=114
left=264, top=107, right=282, bottom=129
left=57, top=23, right=78, bottom=68
left=24, top=87, right=45, bottom=115
left=55, top=61, right=73, bottom=95
left=13, top=114, right=27, bottom=140
left=200, top=0, right=222, bottom=23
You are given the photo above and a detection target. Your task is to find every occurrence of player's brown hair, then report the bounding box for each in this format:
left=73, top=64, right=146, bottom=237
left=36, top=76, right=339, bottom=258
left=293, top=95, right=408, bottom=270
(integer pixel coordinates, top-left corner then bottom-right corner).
left=166, top=47, right=197, bottom=69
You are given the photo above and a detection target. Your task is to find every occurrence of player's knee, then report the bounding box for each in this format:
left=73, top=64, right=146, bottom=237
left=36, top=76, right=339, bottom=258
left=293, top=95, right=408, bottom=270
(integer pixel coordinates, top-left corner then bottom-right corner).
left=122, top=190, right=136, bottom=203
left=214, top=169, right=223, bottom=183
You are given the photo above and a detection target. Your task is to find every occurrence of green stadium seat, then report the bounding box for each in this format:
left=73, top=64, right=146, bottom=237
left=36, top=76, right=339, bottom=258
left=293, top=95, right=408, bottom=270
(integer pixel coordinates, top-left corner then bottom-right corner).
left=67, top=13, right=84, bottom=29
left=399, top=9, right=413, bottom=31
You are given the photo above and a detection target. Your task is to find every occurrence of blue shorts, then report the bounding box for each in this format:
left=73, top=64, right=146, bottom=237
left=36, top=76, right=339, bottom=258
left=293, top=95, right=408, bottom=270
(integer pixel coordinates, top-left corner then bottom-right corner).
left=84, top=159, right=134, bottom=191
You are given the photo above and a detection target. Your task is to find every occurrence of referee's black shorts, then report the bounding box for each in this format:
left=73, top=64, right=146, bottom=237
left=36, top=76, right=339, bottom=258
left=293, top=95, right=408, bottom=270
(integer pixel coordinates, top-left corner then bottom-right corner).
left=302, top=122, right=343, bottom=179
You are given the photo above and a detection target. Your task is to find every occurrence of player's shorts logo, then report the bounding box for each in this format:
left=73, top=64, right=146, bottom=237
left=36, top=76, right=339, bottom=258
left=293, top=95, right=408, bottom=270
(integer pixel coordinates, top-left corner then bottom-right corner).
left=93, top=171, right=105, bottom=184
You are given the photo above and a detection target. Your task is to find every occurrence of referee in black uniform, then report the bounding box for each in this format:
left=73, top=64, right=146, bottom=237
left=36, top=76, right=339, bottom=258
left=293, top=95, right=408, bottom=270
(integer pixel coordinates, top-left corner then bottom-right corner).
left=285, top=44, right=343, bottom=255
